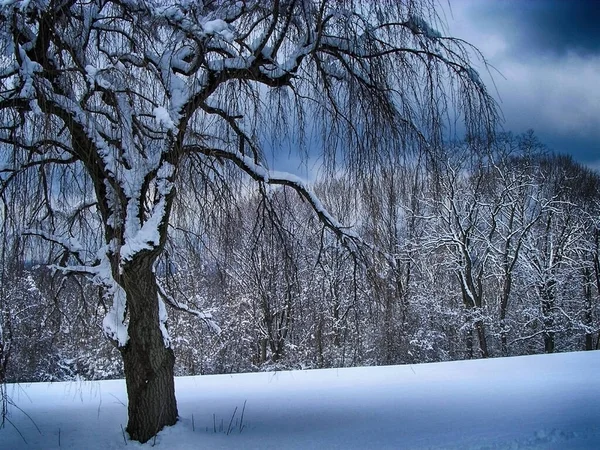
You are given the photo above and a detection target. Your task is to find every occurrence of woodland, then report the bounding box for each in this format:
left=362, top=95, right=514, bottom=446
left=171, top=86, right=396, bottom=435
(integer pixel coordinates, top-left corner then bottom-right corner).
left=4, top=133, right=599, bottom=379
left=0, top=0, right=598, bottom=443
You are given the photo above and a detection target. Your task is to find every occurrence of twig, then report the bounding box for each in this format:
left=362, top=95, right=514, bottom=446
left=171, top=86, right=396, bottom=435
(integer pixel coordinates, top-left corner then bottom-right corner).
left=109, top=393, right=127, bottom=408
left=97, top=397, right=102, bottom=419
left=3, top=416, right=28, bottom=444
left=7, top=397, right=41, bottom=434
left=226, top=406, right=237, bottom=435
left=121, top=424, right=128, bottom=445
left=239, top=400, right=247, bottom=434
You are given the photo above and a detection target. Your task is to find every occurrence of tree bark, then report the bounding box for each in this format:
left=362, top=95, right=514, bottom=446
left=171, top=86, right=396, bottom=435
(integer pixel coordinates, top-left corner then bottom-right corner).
left=540, top=281, right=556, bottom=354
left=465, top=323, right=474, bottom=359
left=459, top=282, right=489, bottom=358
left=582, top=268, right=594, bottom=351
left=119, top=256, right=178, bottom=443
left=499, top=270, right=512, bottom=356
left=474, top=319, right=489, bottom=358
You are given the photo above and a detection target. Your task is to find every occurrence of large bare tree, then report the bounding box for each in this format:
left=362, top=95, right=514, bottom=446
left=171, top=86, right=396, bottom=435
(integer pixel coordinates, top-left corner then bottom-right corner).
left=0, top=0, right=496, bottom=442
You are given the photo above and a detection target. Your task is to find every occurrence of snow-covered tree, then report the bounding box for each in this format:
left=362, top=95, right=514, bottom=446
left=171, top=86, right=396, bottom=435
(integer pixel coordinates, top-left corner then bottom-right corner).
left=518, top=155, right=594, bottom=353
left=0, top=0, right=496, bottom=442
left=421, top=144, right=496, bottom=357
left=485, top=134, right=547, bottom=356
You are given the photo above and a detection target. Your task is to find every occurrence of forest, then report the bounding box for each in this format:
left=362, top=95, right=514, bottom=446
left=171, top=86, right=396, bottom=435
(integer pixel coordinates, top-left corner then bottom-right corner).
left=0, top=0, right=599, bottom=443
left=3, top=132, right=599, bottom=382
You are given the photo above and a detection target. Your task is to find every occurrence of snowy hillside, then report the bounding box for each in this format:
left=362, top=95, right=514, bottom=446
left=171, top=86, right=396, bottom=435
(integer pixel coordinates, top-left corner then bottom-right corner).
left=3, top=351, right=599, bottom=449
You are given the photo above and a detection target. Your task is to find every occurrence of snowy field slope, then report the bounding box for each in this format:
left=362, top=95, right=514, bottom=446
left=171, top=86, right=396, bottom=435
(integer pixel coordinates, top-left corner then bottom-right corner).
left=2, top=351, right=599, bottom=449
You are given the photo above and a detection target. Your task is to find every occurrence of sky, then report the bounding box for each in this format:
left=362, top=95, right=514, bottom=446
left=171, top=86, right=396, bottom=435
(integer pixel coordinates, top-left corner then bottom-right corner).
left=440, top=0, right=600, bottom=171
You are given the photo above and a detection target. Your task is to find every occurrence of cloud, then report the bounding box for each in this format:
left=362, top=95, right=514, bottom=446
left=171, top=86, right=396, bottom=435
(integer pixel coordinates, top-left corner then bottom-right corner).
left=588, top=159, right=600, bottom=175
left=493, top=53, right=600, bottom=164
left=500, top=54, right=600, bottom=129
left=441, top=1, right=600, bottom=168
left=468, top=0, right=600, bottom=58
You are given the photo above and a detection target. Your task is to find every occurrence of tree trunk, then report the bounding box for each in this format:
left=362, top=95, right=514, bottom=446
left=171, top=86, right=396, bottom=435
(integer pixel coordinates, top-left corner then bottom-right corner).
left=465, top=313, right=474, bottom=359
left=460, top=287, right=488, bottom=359
left=259, top=339, right=267, bottom=364
left=119, top=256, right=178, bottom=443
left=499, top=270, right=512, bottom=356
left=474, top=319, right=489, bottom=358
left=316, top=317, right=324, bottom=368
left=540, top=282, right=556, bottom=354
left=583, top=268, right=594, bottom=351
left=383, top=292, right=394, bottom=364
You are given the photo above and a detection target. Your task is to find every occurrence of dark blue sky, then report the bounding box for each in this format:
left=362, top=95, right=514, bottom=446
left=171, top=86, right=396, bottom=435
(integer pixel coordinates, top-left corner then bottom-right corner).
left=273, top=0, right=600, bottom=177
left=445, top=0, right=600, bottom=170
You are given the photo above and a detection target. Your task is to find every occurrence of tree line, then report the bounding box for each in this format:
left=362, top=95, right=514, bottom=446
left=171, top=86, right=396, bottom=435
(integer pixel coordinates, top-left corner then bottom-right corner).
left=3, top=132, right=598, bottom=384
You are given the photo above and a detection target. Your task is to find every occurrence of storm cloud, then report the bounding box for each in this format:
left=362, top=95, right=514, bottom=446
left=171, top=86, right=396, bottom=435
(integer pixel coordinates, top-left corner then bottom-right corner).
left=445, top=0, right=600, bottom=169
left=470, top=0, right=600, bottom=58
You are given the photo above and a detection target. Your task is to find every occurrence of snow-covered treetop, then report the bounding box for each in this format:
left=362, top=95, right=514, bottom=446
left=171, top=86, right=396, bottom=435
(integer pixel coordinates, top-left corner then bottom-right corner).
left=0, top=0, right=497, bottom=344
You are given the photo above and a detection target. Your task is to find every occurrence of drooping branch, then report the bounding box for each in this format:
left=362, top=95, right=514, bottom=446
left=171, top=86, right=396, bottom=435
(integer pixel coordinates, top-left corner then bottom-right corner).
left=184, top=143, right=363, bottom=249
left=156, top=280, right=222, bottom=334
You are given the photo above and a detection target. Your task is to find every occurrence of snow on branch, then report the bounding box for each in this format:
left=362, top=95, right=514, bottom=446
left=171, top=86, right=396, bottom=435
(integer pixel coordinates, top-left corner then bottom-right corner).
left=45, top=247, right=130, bottom=347
left=156, top=280, right=222, bottom=334
left=186, top=144, right=364, bottom=253
left=23, top=228, right=86, bottom=263
left=120, top=195, right=168, bottom=263
left=405, top=14, right=442, bottom=39
left=102, top=281, right=129, bottom=347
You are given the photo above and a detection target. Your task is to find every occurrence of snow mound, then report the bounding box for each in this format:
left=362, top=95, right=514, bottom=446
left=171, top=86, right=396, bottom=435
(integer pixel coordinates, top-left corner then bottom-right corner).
left=2, top=351, right=599, bottom=449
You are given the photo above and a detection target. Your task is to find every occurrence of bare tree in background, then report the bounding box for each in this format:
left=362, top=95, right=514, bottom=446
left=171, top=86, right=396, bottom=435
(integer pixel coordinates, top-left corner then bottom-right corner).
left=0, top=0, right=496, bottom=442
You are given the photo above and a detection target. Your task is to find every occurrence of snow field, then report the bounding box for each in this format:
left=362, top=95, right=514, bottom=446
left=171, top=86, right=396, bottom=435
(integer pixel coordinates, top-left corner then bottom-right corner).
left=2, top=351, right=599, bottom=449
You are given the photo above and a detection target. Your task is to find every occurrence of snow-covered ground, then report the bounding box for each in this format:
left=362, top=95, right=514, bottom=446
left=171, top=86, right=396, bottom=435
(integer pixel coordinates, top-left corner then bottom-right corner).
left=2, top=351, right=599, bottom=449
